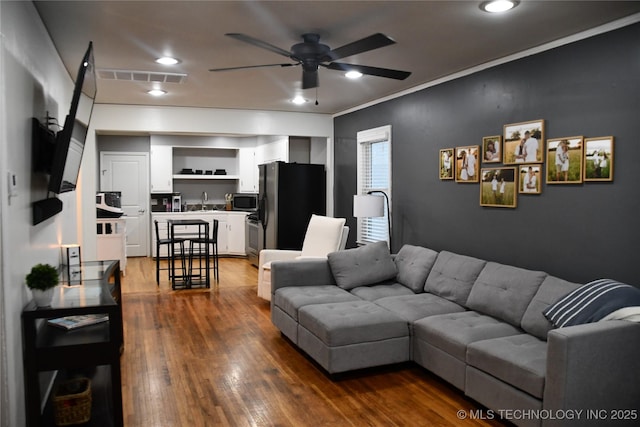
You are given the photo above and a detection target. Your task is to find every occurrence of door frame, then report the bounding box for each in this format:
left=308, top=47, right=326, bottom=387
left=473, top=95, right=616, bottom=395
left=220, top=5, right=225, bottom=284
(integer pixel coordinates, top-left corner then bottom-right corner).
left=99, top=151, right=150, bottom=257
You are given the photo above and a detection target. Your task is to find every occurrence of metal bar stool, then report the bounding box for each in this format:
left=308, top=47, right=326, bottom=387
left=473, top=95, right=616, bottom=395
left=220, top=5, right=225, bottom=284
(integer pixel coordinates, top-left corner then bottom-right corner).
left=188, top=219, right=219, bottom=282
left=185, top=221, right=210, bottom=288
left=154, top=220, right=186, bottom=286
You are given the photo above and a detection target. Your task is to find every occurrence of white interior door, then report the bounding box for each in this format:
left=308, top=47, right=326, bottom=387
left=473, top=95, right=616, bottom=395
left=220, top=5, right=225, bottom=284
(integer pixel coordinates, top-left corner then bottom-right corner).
left=100, top=152, right=150, bottom=257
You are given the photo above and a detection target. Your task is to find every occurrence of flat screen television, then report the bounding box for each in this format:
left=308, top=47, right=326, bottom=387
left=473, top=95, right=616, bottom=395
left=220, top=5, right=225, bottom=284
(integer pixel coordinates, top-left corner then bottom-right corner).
left=48, top=41, right=97, bottom=193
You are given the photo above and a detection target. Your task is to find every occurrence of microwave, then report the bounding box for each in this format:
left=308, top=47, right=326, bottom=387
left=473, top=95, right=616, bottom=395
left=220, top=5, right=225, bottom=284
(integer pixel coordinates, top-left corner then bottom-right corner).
left=232, top=193, right=258, bottom=211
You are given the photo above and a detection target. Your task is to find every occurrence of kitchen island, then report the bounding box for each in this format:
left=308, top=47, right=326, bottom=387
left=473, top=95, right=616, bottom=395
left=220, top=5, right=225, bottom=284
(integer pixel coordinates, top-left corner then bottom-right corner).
left=152, top=211, right=249, bottom=258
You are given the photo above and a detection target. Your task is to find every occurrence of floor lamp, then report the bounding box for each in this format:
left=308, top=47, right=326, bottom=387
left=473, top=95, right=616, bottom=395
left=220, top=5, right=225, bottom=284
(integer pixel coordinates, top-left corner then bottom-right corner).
left=353, top=191, right=391, bottom=248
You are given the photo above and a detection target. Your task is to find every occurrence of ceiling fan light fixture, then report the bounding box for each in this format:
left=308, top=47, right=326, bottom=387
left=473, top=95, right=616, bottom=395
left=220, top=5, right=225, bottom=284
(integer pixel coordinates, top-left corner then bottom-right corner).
left=345, top=70, right=363, bottom=79
left=481, top=0, right=518, bottom=13
left=155, top=56, right=180, bottom=65
left=147, top=89, right=167, bottom=96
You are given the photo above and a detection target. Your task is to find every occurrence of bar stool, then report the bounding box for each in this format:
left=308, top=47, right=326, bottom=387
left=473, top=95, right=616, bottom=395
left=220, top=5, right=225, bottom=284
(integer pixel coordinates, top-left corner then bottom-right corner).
left=185, top=221, right=210, bottom=287
left=154, top=220, right=186, bottom=286
left=188, top=219, right=219, bottom=282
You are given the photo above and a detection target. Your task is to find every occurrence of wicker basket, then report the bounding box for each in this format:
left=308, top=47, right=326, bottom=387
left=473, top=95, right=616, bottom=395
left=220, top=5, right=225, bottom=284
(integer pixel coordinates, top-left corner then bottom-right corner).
left=52, top=377, right=92, bottom=426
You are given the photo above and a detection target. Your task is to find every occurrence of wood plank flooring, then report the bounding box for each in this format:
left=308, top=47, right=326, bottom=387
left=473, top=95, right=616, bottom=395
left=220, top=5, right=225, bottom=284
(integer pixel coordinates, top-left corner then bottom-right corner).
left=120, top=257, right=509, bottom=426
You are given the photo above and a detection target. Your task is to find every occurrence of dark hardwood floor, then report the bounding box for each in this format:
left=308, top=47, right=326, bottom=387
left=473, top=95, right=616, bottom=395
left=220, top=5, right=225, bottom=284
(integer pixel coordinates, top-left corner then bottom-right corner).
left=120, top=257, right=508, bottom=426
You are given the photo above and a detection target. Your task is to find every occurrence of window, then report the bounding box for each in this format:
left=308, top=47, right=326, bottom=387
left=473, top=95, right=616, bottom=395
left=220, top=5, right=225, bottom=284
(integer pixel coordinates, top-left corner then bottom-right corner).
left=356, top=125, right=391, bottom=245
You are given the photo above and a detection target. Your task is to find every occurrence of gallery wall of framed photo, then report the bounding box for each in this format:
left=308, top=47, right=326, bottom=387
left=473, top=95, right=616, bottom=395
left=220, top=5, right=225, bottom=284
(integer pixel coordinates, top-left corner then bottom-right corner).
left=440, top=118, right=614, bottom=208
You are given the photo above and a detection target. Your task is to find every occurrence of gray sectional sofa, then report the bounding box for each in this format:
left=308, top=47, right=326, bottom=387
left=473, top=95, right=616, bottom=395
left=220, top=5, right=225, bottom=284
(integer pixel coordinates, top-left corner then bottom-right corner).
left=270, top=242, right=640, bottom=427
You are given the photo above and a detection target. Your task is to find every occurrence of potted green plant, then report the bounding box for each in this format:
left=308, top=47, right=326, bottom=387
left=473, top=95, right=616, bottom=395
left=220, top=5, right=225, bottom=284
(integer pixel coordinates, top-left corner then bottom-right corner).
left=26, top=263, right=59, bottom=307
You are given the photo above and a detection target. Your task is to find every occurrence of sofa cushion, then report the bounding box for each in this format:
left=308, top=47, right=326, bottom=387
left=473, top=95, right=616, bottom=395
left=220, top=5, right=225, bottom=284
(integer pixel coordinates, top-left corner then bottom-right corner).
left=413, top=311, right=522, bottom=361
left=298, top=300, right=408, bottom=347
left=424, top=251, right=486, bottom=306
left=467, top=334, right=548, bottom=399
left=375, top=293, right=466, bottom=323
left=328, top=241, right=397, bottom=290
left=394, top=245, right=438, bottom=293
left=521, top=275, right=581, bottom=339
left=350, top=282, right=414, bottom=301
left=273, top=285, right=360, bottom=321
left=466, top=262, right=547, bottom=327
left=543, top=279, right=640, bottom=328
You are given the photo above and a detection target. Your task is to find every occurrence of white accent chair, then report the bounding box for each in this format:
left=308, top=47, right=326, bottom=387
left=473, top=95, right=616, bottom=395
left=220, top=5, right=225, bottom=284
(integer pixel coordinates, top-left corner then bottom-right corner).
left=257, top=215, right=349, bottom=301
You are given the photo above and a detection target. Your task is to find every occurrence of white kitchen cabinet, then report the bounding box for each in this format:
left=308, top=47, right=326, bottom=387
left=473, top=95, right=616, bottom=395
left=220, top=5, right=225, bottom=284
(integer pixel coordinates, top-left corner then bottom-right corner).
left=211, top=212, right=228, bottom=254
left=256, top=137, right=288, bottom=164
left=226, top=213, right=248, bottom=255
left=150, top=145, right=173, bottom=193
left=255, top=137, right=310, bottom=166
left=238, top=147, right=258, bottom=193
left=151, top=211, right=247, bottom=257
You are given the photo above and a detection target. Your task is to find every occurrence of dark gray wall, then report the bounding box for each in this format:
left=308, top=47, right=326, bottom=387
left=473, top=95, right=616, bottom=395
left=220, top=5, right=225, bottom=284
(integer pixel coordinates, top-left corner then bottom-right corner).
left=334, top=23, right=640, bottom=285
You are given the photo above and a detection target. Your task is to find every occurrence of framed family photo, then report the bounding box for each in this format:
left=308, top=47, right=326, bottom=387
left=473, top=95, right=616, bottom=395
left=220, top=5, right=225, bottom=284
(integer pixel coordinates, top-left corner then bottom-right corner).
left=455, top=145, right=479, bottom=183
left=439, top=148, right=454, bottom=180
left=546, top=136, right=584, bottom=184
left=584, top=136, right=614, bottom=182
left=503, top=119, right=544, bottom=164
left=482, top=135, right=502, bottom=163
left=519, top=165, right=542, bottom=194
left=480, top=167, right=517, bottom=208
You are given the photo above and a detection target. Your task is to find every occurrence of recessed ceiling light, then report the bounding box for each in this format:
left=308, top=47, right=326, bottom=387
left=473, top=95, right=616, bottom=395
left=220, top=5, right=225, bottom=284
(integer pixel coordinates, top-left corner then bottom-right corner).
left=291, top=96, right=307, bottom=105
left=345, top=70, right=363, bottom=79
left=155, top=56, right=180, bottom=65
left=147, top=89, right=167, bottom=96
left=481, top=0, right=518, bottom=13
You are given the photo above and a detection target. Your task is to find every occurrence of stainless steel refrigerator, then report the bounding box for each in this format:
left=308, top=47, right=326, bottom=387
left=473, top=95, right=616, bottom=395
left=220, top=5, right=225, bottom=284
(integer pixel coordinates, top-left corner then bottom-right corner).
left=258, top=161, right=326, bottom=250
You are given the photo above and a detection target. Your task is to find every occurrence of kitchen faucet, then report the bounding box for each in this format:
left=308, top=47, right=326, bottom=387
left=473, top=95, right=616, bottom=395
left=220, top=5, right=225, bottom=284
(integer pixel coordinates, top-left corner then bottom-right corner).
left=201, top=191, right=208, bottom=211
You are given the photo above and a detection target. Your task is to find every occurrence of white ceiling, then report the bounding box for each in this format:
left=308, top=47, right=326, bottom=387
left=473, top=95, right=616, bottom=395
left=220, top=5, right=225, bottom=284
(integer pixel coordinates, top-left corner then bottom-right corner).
left=34, top=1, right=640, bottom=115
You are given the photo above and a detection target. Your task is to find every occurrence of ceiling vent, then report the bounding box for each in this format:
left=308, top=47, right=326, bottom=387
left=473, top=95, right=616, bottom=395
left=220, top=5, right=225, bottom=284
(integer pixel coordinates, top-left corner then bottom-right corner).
left=97, top=69, right=187, bottom=84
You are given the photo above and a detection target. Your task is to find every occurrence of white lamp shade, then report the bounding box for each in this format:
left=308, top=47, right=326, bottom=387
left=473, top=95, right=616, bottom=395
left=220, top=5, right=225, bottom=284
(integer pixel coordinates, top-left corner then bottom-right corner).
left=353, top=194, right=385, bottom=218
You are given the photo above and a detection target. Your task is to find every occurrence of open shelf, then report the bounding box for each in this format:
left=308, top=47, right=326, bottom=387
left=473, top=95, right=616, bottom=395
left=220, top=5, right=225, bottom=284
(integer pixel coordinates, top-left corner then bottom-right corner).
left=173, top=174, right=240, bottom=180
left=40, top=366, right=115, bottom=427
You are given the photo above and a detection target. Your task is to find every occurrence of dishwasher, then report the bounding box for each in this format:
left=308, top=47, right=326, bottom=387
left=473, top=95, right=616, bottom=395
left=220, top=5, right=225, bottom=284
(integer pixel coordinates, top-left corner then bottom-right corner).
left=245, top=214, right=262, bottom=267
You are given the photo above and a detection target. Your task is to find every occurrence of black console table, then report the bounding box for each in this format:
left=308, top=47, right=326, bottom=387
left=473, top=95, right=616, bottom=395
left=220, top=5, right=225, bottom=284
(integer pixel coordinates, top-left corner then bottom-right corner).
left=22, top=260, right=123, bottom=427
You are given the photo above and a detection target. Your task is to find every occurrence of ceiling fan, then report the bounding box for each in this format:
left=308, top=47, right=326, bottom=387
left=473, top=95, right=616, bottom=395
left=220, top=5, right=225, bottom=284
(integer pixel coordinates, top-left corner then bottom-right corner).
left=209, top=33, right=411, bottom=89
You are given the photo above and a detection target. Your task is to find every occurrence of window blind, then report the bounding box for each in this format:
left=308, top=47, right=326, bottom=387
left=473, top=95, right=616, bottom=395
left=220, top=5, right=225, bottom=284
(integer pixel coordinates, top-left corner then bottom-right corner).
left=357, top=125, right=391, bottom=245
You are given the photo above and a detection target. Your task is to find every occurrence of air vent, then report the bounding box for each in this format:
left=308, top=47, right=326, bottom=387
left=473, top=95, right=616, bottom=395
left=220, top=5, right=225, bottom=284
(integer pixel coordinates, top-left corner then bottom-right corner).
left=97, top=69, right=187, bottom=84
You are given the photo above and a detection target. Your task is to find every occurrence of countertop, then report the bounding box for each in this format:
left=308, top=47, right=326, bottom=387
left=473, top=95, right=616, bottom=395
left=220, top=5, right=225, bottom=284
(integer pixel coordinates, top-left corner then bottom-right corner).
left=152, top=210, right=250, bottom=216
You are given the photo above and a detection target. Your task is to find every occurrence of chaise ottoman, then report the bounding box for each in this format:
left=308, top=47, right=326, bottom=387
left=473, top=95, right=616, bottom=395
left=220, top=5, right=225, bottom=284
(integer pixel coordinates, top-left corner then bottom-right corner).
left=296, top=300, right=410, bottom=374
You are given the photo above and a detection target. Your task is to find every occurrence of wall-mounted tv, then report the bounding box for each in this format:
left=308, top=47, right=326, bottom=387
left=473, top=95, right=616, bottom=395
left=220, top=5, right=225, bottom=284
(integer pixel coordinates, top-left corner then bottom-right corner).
left=48, top=41, right=97, bottom=193
left=32, top=41, right=97, bottom=225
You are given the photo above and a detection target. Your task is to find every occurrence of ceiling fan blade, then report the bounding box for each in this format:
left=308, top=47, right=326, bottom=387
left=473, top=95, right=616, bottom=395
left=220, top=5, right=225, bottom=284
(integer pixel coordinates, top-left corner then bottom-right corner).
left=225, top=33, right=292, bottom=58
left=302, top=70, right=319, bottom=89
left=328, top=33, right=396, bottom=61
left=326, top=62, right=411, bottom=80
left=209, top=63, right=297, bottom=72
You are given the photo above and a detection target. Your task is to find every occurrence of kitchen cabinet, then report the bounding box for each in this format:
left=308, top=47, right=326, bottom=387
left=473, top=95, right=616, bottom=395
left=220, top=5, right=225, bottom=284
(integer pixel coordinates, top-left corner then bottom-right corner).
left=151, top=211, right=248, bottom=257
left=238, top=147, right=258, bottom=193
left=226, top=213, right=247, bottom=255
left=212, top=213, right=228, bottom=253
left=150, top=145, right=173, bottom=193
left=22, top=260, right=123, bottom=427
left=255, top=137, right=310, bottom=165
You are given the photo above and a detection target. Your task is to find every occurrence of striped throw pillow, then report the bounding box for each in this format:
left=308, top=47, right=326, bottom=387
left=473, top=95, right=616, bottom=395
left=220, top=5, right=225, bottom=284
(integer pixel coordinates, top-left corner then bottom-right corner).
left=543, top=279, right=640, bottom=328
